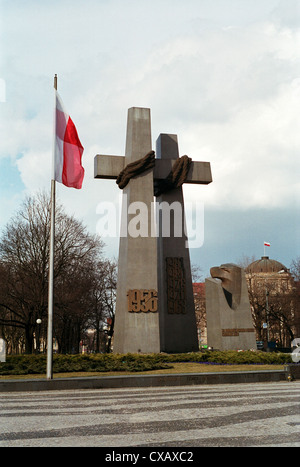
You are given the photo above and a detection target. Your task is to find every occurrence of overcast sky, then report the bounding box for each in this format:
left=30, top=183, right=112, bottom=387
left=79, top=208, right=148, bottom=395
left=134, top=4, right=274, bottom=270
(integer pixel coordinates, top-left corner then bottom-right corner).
left=0, top=0, right=299, bottom=278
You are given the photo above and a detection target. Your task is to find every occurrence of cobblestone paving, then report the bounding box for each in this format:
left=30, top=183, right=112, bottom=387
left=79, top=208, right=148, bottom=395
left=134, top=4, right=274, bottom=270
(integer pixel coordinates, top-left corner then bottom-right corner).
left=1, top=381, right=299, bottom=447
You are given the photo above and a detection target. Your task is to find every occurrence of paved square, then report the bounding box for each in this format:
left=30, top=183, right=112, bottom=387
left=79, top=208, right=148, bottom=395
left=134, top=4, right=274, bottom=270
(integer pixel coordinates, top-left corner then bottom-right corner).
left=1, top=381, right=299, bottom=447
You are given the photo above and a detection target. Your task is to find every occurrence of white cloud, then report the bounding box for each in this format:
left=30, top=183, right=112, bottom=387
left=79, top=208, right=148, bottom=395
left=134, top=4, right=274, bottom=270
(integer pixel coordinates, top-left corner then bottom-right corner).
left=1, top=0, right=299, bottom=243
left=111, top=19, right=300, bottom=211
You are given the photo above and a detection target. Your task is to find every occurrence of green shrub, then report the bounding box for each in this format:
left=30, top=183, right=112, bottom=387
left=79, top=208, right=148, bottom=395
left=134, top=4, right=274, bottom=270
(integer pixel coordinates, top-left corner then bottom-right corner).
left=0, top=350, right=292, bottom=376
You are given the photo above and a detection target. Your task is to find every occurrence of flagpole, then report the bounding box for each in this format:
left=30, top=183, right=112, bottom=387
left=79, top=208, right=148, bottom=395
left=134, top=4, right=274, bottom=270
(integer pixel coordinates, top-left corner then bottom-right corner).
left=46, top=74, right=57, bottom=380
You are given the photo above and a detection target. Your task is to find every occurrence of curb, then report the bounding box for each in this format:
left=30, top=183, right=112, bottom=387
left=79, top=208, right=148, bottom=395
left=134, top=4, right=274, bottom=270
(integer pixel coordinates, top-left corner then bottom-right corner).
left=0, top=369, right=289, bottom=392
left=285, top=363, right=300, bottom=381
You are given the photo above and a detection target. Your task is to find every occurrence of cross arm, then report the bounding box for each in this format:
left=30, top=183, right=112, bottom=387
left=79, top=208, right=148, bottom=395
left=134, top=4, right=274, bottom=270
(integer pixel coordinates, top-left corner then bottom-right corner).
left=154, top=159, right=212, bottom=185
left=94, top=154, right=125, bottom=180
left=94, top=154, right=212, bottom=184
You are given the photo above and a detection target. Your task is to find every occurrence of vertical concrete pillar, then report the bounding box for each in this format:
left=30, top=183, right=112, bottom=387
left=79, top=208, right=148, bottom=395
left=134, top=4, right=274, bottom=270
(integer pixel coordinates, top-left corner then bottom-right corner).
left=113, top=108, right=160, bottom=354
left=156, top=134, right=199, bottom=353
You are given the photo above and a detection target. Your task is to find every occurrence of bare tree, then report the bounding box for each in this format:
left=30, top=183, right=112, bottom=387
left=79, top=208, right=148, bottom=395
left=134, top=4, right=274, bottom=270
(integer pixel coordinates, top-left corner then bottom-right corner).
left=290, top=257, right=300, bottom=281
left=236, top=255, right=257, bottom=270
left=247, top=271, right=298, bottom=348
left=0, top=192, right=104, bottom=353
left=290, top=257, right=300, bottom=339
left=86, top=259, right=117, bottom=353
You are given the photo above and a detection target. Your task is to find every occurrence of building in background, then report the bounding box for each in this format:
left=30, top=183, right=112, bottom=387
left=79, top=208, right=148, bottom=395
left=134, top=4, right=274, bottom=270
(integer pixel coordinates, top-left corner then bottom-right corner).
left=245, top=256, right=299, bottom=349
left=193, top=256, right=299, bottom=350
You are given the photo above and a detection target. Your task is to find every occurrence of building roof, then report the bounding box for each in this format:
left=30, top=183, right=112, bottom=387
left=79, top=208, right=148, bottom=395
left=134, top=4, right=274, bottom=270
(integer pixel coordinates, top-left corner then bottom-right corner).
left=245, top=256, right=288, bottom=274
left=193, top=282, right=205, bottom=294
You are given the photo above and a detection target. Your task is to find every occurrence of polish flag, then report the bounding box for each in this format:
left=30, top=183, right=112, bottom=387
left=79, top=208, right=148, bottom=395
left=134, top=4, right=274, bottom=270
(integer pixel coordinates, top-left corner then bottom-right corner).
left=264, top=242, right=271, bottom=247
left=54, top=91, right=84, bottom=189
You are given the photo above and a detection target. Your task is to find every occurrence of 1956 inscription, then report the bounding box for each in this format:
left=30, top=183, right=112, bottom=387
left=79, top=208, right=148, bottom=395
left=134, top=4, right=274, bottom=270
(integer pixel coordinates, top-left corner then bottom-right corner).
left=127, top=289, right=158, bottom=313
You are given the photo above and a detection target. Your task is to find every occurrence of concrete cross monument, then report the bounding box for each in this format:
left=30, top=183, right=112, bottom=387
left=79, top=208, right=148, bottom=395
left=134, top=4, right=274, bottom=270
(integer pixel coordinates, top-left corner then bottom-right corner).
left=155, top=133, right=212, bottom=352
left=94, top=107, right=212, bottom=353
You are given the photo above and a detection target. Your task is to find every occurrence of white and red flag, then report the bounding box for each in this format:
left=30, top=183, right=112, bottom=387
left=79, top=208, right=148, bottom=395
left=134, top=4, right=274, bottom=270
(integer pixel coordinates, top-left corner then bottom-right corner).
left=54, top=90, right=84, bottom=189
left=264, top=242, right=271, bottom=247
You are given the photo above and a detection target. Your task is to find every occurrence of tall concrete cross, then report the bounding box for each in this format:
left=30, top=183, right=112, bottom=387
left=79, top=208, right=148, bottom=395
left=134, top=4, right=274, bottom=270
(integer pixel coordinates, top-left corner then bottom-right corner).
left=155, top=134, right=212, bottom=352
left=94, top=107, right=212, bottom=353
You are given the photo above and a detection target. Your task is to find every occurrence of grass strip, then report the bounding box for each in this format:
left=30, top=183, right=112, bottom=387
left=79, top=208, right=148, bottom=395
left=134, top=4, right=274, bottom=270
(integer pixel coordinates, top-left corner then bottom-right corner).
left=0, top=362, right=285, bottom=380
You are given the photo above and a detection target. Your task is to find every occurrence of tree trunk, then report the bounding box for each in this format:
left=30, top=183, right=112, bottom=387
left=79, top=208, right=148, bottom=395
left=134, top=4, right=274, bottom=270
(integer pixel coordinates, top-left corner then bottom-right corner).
left=25, top=325, right=34, bottom=354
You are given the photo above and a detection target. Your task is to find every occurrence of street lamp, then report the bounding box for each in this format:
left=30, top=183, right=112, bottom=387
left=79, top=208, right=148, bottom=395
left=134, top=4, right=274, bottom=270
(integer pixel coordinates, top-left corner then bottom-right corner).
left=36, top=319, right=42, bottom=353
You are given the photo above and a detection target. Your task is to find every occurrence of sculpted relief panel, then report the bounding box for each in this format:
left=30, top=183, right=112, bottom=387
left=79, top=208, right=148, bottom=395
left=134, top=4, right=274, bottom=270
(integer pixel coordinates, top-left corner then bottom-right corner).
left=166, top=257, right=186, bottom=314
left=127, top=289, right=158, bottom=313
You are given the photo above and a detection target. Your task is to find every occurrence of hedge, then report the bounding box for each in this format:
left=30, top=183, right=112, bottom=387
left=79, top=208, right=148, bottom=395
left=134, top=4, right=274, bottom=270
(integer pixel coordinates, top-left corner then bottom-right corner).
left=0, top=350, right=292, bottom=376
left=0, top=354, right=172, bottom=376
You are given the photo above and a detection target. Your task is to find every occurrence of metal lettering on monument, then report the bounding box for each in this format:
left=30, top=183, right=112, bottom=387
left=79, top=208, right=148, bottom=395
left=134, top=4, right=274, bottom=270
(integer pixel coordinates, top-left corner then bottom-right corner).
left=166, top=257, right=186, bottom=314
left=127, top=289, right=158, bottom=313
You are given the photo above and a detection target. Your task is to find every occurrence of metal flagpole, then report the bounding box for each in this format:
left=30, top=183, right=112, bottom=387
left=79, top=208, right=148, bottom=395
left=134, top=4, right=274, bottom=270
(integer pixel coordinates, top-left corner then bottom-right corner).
left=46, top=74, right=57, bottom=380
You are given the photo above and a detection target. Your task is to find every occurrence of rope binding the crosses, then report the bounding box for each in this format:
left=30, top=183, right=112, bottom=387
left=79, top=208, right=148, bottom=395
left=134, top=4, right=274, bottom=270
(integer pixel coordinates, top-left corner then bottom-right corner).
left=116, top=150, right=192, bottom=196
